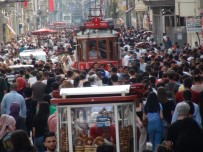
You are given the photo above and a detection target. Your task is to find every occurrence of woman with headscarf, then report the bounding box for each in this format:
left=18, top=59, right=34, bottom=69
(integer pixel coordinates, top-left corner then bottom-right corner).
left=0, top=114, right=16, bottom=152
left=9, top=102, right=27, bottom=132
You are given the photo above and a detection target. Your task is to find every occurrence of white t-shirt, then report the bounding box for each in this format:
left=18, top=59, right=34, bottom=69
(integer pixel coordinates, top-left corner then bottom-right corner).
left=140, top=62, right=147, bottom=72
left=28, top=76, right=37, bottom=87
left=42, top=79, right=48, bottom=85
left=123, top=54, right=130, bottom=66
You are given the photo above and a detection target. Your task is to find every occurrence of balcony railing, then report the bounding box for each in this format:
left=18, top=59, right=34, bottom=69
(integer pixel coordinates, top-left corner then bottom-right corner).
left=143, top=0, right=175, bottom=7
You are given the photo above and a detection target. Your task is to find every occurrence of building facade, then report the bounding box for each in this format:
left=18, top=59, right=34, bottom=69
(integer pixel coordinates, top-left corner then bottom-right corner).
left=134, top=0, right=148, bottom=28
left=143, top=0, right=175, bottom=43
left=143, top=0, right=203, bottom=46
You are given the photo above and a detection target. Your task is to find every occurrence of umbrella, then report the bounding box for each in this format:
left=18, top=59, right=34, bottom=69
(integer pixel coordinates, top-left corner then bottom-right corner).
left=135, top=42, right=151, bottom=49
left=143, top=31, right=153, bottom=35
left=32, top=28, right=57, bottom=35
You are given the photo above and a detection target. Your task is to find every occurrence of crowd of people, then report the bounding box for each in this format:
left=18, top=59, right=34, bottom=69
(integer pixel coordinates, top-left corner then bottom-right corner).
left=0, top=25, right=203, bottom=152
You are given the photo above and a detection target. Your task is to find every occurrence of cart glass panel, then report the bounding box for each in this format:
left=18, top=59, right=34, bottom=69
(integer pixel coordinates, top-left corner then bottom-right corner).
left=71, top=105, right=115, bottom=152
left=57, top=102, right=136, bottom=152
left=117, top=104, right=134, bottom=152
left=58, top=107, right=69, bottom=152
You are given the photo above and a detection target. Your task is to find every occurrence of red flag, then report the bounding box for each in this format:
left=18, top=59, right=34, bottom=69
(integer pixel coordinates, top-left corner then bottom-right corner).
left=22, top=2, right=28, bottom=8
left=48, top=0, right=54, bottom=12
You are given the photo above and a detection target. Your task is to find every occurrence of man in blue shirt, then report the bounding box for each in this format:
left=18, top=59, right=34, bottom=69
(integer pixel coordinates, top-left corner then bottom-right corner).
left=89, top=46, right=97, bottom=59
left=171, top=90, right=202, bottom=127
left=1, top=83, right=26, bottom=117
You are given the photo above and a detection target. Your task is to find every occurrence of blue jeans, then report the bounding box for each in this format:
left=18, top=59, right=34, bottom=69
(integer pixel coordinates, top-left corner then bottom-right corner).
left=34, top=136, right=44, bottom=152
left=147, top=119, right=163, bottom=152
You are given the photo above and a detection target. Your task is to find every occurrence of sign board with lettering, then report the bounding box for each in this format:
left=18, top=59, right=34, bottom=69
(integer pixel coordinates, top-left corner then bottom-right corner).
left=84, top=17, right=108, bottom=29
left=186, top=17, right=202, bottom=33
left=96, top=116, right=111, bottom=127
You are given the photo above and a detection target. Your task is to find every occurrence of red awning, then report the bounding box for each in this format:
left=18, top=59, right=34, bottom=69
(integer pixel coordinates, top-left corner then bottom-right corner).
left=32, top=28, right=57, bottom=35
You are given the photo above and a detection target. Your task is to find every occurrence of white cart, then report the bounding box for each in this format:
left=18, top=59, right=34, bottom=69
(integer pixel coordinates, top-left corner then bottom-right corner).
left=51, top=85, right=138, bottom=152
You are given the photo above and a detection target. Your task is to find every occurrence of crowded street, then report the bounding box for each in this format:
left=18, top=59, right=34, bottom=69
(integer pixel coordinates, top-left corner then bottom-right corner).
left=0, top=0, right=203, bottom=152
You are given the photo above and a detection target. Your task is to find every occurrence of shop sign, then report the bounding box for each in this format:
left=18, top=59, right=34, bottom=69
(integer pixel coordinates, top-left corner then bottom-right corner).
left=84, top=17, right=108, bottom=29
left=186, top=17, right=202, bottom=33
left=96, top=116, right=111, bottom=127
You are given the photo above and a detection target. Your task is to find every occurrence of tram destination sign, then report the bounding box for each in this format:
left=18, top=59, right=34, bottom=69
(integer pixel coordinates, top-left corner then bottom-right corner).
left=84, top=17, right=108, bottom=29
left=186, top=17, right=202, bottom=33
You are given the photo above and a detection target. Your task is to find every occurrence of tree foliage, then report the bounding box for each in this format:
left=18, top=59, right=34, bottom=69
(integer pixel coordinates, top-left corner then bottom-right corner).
left=107, top=0, right=122, bottom=19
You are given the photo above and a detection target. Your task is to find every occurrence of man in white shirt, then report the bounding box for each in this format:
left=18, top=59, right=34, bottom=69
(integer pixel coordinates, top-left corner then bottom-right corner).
left=139, top=56, right=147, bottom=72
left=122, top=51, right=131, bottom=67
left=27, top=70, right=37, bottom=87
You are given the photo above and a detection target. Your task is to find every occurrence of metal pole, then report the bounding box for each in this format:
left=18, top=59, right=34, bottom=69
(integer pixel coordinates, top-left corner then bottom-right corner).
left=126, top=0, right=129, bottom=27
left=159, top=8, right=163, bottom=43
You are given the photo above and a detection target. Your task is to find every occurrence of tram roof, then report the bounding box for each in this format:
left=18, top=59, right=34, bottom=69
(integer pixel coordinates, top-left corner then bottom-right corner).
left=76, top=29, right=119, bottom=39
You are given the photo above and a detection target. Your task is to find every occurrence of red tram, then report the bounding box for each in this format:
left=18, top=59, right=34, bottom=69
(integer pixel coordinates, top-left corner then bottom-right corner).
left=74, top=7, right=120, bottom=70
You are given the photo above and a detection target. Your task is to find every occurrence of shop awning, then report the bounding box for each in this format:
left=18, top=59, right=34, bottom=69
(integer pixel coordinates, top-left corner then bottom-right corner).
left=7, top=24, right=16, bottom=35
left=143, top=0, right=175, bottom=7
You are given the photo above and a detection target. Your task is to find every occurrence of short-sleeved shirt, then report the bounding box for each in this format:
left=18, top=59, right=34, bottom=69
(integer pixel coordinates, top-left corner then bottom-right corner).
left=31, top=81, right=47, bottom=101
left=161, top=100, right=176, bottom=124
left=49, top=106, right=56, bottom=115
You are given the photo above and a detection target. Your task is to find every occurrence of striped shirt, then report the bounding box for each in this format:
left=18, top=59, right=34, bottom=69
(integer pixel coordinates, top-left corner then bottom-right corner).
left=6, top=74, right=15, bottom=84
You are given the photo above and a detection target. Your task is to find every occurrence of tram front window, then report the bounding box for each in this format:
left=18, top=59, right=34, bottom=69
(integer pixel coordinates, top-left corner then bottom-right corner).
left=89, top=46, right=97, bottom=59
left=88, top=39, right=107, bottom=60
left=89, top=40, right=97, bottom=60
